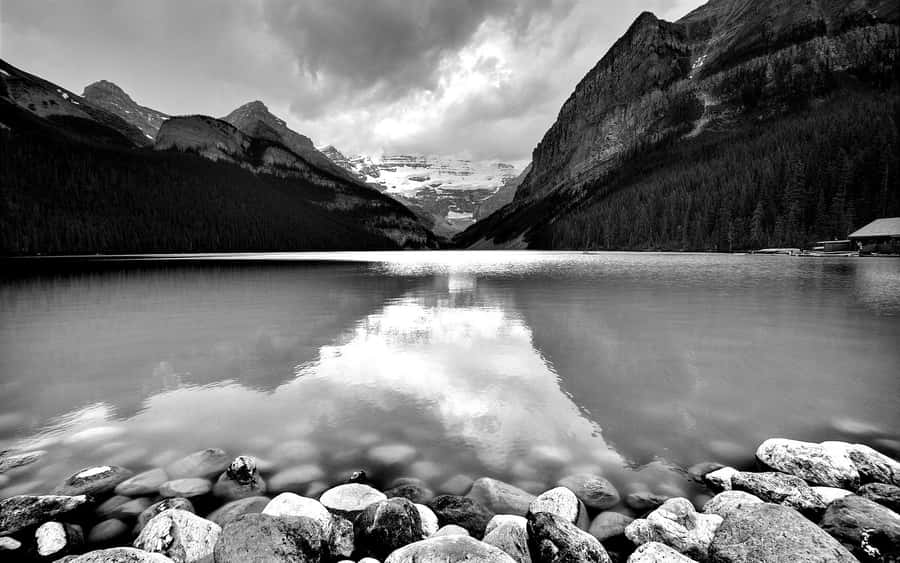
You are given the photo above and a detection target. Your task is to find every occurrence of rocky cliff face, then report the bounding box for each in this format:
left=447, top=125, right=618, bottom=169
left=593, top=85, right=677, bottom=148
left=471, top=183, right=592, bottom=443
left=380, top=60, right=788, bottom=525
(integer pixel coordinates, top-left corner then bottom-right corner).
left=457, top=0, right=900, bottom=248
left=82, top=80, right=170, bottom=140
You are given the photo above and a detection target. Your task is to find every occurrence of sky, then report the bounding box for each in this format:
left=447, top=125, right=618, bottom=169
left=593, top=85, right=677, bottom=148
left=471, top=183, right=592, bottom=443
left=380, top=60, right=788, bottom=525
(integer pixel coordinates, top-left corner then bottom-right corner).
left=1, top=0, right=703, bottom=162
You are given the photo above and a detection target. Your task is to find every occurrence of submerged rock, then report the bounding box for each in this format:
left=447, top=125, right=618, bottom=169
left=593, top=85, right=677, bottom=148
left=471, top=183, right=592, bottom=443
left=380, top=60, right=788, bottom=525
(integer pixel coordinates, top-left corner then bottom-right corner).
left=386, top=483, right=435, bottom=504
left=467, top=478, right=535, bottom=516
left=206, top=496, right=270, bottom=528
left=263, top=492, right=333, bottom=536
left=527, top=511, right=612, bottom=563
left=55, top=465, right=134, bottom=496
left=385, top=535, right=516, bottom=563
left=69, top=547, right=176, bottom=562
left=428, top=495, right=495, bottom=539
left=354, top=497, right=424, bottom=559
left=731, top=471, right=827, bottom=516
left=88, top=518, right=130, bottom=545
left=35, top=521, right=84, bottom=559
left=213, top=513, right=325, bottom=563
left=368, top=443, right=417, bottom=467
left=627, top=542, right=696, bottom=562
left=624, top=498, right=721, bottom=560
left=858, top=482, right=900, bottom=512
left=708, top=503, right=856, bottom=563
left=133, top=508, right=220, bottom=563
left=268, top=465, right=325, bottom=493
left=0, top=450, right=46, bottom=474
left=529, top=487, right=589, bottom=529
left=756, top=439, right=859, bottom=489
left=625, top=492, right=669, bottom=513
left=556, top=474, right=621, bottom=511
left=0, top=494, right=88, bottom=535
left=159, top=478, right=212, bottom=499
left=687, top=462, right=725, bottom=483
left=440, top=475, right=475, bottom=496
left=165, top=449, right=230, bottom=480
left=115, top=468, right=169, bottom=496
left=320, top=483, right=387, bottom=517
left=819, top=494, right=900, bottom=561
left=588, top=512, right=634, bottom=542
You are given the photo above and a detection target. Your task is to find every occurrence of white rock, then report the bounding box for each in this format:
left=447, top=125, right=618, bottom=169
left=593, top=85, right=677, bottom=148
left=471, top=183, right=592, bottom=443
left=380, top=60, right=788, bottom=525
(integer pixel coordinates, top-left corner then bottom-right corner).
left=134, top=509, right=220, bottom=563
left=416, top=503, right=439, bottom=537
left=824, top=441, right=900, bottom=486
left=433, top=525, right=470, bottom=537
left=625, top=498, right=722, bottom=560
left=705, top=467, right=738, bottom=491
left=529, top=487, right=587, bottom=527
left=811, top=486, right=854, bottom=504
left=485, top=515, right=527, bottom=536
left=36, top=521, right=81, bottom=557
left=628, top=541, right=697, bottom=562
left=263, top=492, right=333, bottom=535
left=701, top=491, right=763, bottom=519
left=320, top=483, right=387, bottom=516
left=756, top=438, right=859, bottom=488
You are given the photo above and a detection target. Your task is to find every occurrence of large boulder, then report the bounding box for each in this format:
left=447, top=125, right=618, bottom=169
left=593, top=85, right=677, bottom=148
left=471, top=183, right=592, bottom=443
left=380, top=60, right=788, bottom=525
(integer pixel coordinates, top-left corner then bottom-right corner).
left=627, top=542, right=696, bottom=562
left=824, top=442, right=900, bottom=486
left=385, top=535, right=516, bottom=563
left=529, top=487, right=589, bottom=529
left=708, top=503, right=856, bottom=562
left=556, top=474, right=621, bottom=511
left=819, top=494, right=900, bottom=561
left=165, top=449, right=230, bottom=480
left=207, top=496, right=270, bottom=528
left=136, top=498, right=195, bottom=534
left=625, top=498, right=721, bottom=560
left=467, top=478, right=535, bottom=516
left=527, top=511, right=612, bottom=563
left=588, top=512, right=634, bottom=542
left=213, top=456, right=266, bottom=501
left=69, top=547, right=175, bottom=562
left=115, top=468, right=169, bottom=496
left=482, top=513, right=531, bottom=563
left=858, top=482, right=900, bottom=512
left=213, top=513, right=325, bottom=563
left=55, top=465, right=134, bottom=496
left=35, top=521, right=84, bottom=559
left=428, top=495, right=495, bottom=539
left=319, top=484, right=387, bottom=517
left=133, top=509, right=220, bottom=563
left=263, top=493, right=333, bottom=536
left=731, top=471, right=827, bottom=516
left=756, top=439, right=859, bottom=489
left=354, top=497, right=424, bottom=559
left=0, top=494, right=88, bottom=535
left=701, top=491, right=762, bottom=519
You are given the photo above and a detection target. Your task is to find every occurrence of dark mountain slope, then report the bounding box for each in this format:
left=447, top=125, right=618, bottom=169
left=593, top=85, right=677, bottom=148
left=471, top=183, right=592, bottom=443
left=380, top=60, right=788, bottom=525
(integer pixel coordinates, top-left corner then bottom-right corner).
left=82, top=80, right=170, bottom=140
left=457, top=0, right=900, bottom=250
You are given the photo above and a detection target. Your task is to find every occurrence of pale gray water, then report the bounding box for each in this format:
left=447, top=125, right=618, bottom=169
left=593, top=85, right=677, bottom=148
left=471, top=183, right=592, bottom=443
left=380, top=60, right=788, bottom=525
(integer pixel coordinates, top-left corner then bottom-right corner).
left=1, top=251, right=898, bottom=502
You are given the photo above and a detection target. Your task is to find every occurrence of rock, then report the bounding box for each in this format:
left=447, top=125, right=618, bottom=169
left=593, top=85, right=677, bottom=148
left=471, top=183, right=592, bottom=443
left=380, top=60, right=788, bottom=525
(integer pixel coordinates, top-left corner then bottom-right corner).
left=385, top=535, right=516, bottom=563
left=358, top=558, right=380, bottom=563
left=428, top=495, right=495, bottom=539
left=416, top=503, right=439, bottom=536
left=731, top=471, right=827, bottom=516
left=811, top=487, right=854, bottom=504
left=625, top=492, right=669, bottom=513
left=627, top=542, right=696, bottom=562
left=756, top=439, right=860, bottom=489
left=329, top=516, right=355, bottom=559
left=0, top=494, right=88, bottom=535
left=467, top=478, right=536, bottom=516
left=263, top=492, right=333, bottom=536
left=528, top=445, right=573, bottom=470
left=440, top=475, right=475, bottom=496
left=825, top=441, right=900, bottom=486
left=0, top=450, right=46, bottom=474
left=527, top=511, right=612, bottom=563
left=819, top=494, right=900, bottom=561
left=708, top=503, right=856, bottom=563
left=115, top=468, right=169, bottom=496
left=134, top=509, right=220, bottom=563
left=0, top=536, right=22, bottom=551
left=35, top=521, right=84, bottom=559
left=69, top=547, right=175, bottom=562
left=483, top=514, right=531, bottom=563
left=213, top=456, right=266, bottom=501
left=369, top=444, right=417, bottom=466
left=136, top=498, right=195, bottom=534
left=165, top=449, right=229, bottom=480
left=320, top=484, right=387, bottom=517
left=624, top=498, right=721, bottom=560
left=268, top=465, right=325, bottom=493
left=704, top=467, right=737, bottom=492
left=159, top=478, right=212, bottom=498
left=213, top=513, right=325, bottom=563
left=386, top=483, right=435, bottom=504
left=687, top=462, right=725, bottom=483
left=55, top=465, right=134, bottom=496
left=206, top=496, right=269, bottom=528
left=114, top=497, right=155, bottom=519
left=305, top=481, right=330, bottom=499
left=858, top=482, right=900, bottom=512
left=88, top=518, right=130, bottom=545
left=556, top=474, right=621, bottom=511
left=390, top=477, right=428, bottom=489
left=529, top=487, right=589, bottom=529
left=701, top=491, right=762, bottom=519
left=434, top=524, right=470, bottom=537
left=588, top=512, right=634, bottom=542
left=97, top=495, right=136, bottom=518
left=354, top=497, right=423, bottom=559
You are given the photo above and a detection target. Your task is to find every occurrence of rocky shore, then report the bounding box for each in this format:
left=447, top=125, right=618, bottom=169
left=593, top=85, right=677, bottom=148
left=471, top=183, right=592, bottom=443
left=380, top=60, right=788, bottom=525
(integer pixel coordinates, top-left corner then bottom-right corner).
left=1, top=438, right=898, bottom=562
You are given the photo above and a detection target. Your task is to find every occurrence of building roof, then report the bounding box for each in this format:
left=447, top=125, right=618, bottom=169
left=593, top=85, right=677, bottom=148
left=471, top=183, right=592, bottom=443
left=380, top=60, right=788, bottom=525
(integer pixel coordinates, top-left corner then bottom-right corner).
left=848, top=217, right=900, bottom=239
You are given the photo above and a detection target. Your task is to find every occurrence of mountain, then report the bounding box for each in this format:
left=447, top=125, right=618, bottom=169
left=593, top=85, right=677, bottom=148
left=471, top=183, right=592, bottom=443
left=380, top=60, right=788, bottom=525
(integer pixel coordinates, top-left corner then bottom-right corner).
left=322, top=150, right=524, bottom=235
left=457, top=0, right=900, bottom=250
left=82, top=80, right=170, bottom=140
left=473, top=163, right=530, bottom=221
left=0, top=59, right=438, bottom=254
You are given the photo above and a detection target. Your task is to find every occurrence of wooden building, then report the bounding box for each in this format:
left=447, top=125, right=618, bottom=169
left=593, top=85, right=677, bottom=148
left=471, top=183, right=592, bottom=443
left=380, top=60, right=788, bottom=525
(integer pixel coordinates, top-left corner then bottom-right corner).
left=848, top=218, right=900, bottom=254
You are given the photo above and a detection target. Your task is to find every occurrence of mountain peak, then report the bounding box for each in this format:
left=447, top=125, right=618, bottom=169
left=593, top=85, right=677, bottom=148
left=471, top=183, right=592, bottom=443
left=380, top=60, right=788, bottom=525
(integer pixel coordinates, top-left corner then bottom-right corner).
left=81, top=79, right=169, bottom=140
left=83, top=80, right=134, bottom=103
left=237, top=100, right=270, bottom=114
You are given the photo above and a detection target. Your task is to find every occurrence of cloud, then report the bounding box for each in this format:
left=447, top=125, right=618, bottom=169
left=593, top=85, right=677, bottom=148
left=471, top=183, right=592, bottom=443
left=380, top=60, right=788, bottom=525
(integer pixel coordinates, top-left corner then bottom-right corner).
left=0, top=0, right=705, bottom=160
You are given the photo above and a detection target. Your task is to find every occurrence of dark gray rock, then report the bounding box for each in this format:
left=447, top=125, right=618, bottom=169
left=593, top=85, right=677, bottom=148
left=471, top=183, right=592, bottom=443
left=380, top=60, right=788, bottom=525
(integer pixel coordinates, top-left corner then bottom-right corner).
left=385, top=535, right=515, bottom=563
left=55, top=466, right=134, bottom=496
left=214, top=513, right=325, bottom=563
left=135, top=498, right=195, bottom=534
left=385, top=483, right=435, bottom=504
left=213, top=456, right=267, bottom=501
left=87, top=518, right=130, bottom=545
left=731, top=471, right=827, bottom=517
left=819, top=495, right=900, bottom=562
left=165, top=449, right=230, bottom=480
left=483, top=514, right=531, bottom=563
left=35, top=521, right=84, bottom=559
left=329, top=516, right=355, bottom=560
left=69, top=547, right=175, bottom=562
left=467, top=478, right=535, bottom=516
left=354, top=498, right=423, bottom=559
left=588, top=512, right=633, bottom=542
left=0, top=494, right=88, bottom=535
left=527, top=511, right=612, bottom=563
left=625, top=492, right=669, bottom=513
left=708, top=503, right=856, bottom=563
left=115, top=468, right=169, bottom=496
left=206, top=496, right=270, bottom=528
left=556, top=475, right=621, bottom=511
left=858, top=482, right=900, bottom=513
left=428, top=495, right=494, bottom=539
left=133, top=508, right=220, bottom=563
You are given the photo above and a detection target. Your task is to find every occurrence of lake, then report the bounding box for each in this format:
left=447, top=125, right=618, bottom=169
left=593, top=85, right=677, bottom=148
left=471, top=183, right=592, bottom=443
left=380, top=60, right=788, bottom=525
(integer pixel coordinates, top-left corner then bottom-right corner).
left=1, top=251, right=899, bottom=504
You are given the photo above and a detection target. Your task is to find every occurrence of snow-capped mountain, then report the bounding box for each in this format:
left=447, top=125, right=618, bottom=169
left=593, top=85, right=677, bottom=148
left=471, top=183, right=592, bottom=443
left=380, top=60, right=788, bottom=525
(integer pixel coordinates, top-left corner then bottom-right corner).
left=321, top=147, right=525, bottom=235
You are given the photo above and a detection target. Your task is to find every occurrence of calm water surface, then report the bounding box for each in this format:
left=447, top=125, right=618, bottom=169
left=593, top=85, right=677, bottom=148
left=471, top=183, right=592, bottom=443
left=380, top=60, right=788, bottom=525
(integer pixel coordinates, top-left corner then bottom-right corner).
left=1, top=251, right=899, bottom=502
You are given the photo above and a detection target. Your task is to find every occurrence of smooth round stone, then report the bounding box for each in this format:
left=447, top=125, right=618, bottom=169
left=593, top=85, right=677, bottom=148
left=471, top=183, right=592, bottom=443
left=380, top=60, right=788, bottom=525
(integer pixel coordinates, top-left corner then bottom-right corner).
left=556, top=474, right=621, bottom=511
left=588, top=512, right=634, bottom=541
left=214, top=513, right=325, bottom=563
left=68, top=547, right=175, bottom=562
left=385, top=535, right=516, bottom=563
left=0, top=536, right=22, bottom=551
left=263, top=492, right=333, bottom=536
left=427, top=495, right=495, bottom=539
left=358, top=558, right=381, bottom=563
left=417, top=503, right=440, bottom=536
left=355, top=498, right=424, bottom=559
left=136, top=497, right=195, bottom=533
left=135, top=508, right=221, bottom=563
left=36, top=521, right=83, bottom=558
left=114, top=497, right=154, bottom=519
left=625, top=492, right=670, bottom=512
left=96, top=495, right=133, bottom=518
left=529, top=487, right=587, bottom=528
left=320, top=483, right=387, bottom=516
left=165, top=448, right=230, bottom=479
left=859, top=482, right=900, bottom=512
left=115, top=468, right=169, bottom=496
left=433, top=525, right=470, bottom=537
left=369, top=443, right=417, bottom=466
left=268, top=464, right=326, bottom=493
left=527, top=511, right=611, bottom=563
left=87, top=519, right=129, bottom=545
left=213, top=471, right=266, bottom=501
left=55, top=465, right=134, bottom=496
left=207, top=496, right=270, bottom=527
left=811, top=486, right=854, bottom=504
left=159, top=477, right=212, bottom=498
left=386, top=483, right=435, bottom=504
left=439, top=475, right=474, bottom=496
left=467, top=478, right=535, bottom=516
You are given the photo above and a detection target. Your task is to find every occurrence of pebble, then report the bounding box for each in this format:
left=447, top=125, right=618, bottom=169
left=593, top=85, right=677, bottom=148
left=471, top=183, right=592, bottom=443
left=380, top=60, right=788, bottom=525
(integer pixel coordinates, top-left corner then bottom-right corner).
left=136, top=497, right=196, bottom=533
left=428, top=495, right=495, bottom=539
left=625, top=492, right=670, bottom=513
left=483, top=513, right=530, bottom=563
left=417, top=503, right=440, bottom=536
left=439, top=475, right=474, bottom=496
left=588, top=511, right=634, bottom=542
left=386, top=482, right=435, bottom=504
left=35, top=521, right=84, bottom=558
left=529, top=487, right=588, bottom=529
left=159, top=477, right=212, bottom=498
left=355, top=498, right=424, bottom=559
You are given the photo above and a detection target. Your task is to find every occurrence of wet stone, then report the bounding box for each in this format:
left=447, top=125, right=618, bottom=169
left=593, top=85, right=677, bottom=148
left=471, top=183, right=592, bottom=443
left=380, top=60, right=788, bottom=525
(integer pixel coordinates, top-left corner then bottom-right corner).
left=159, top=477, right=212, bottom=498
left=165, top=448, right=230, bottom=480
left=206, top=496, right=270, bottom=528
left=115, top=468, right=169, bottom=497
left=136, top=497, right=195, bottom=533
left=213, top=456, right=267, bottom=501
left=625, top=492, right=670, bottom=513
left=588, top=512, right=633, bottom=542
left=428, top=495, right=495, bottom=539
left=417, top=503, right=440, bottom=537
left=55, top=465, right=134, bottom=496
left=35, top=521, right=84, bottom=559
left=467, top=478, right=535, bottom=517
left=386, top=483, right=435, bottom=504
left=556, top=474, right=620, bottom=511
left=133, top=508, right=221, bottom=563
left=88, top=518, right=130, bottom=545
left=320, top=483, right=388, bottom=517
left=268, top=464, right=325, bottom=493
left=0, top=494, right=89, bottom=536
